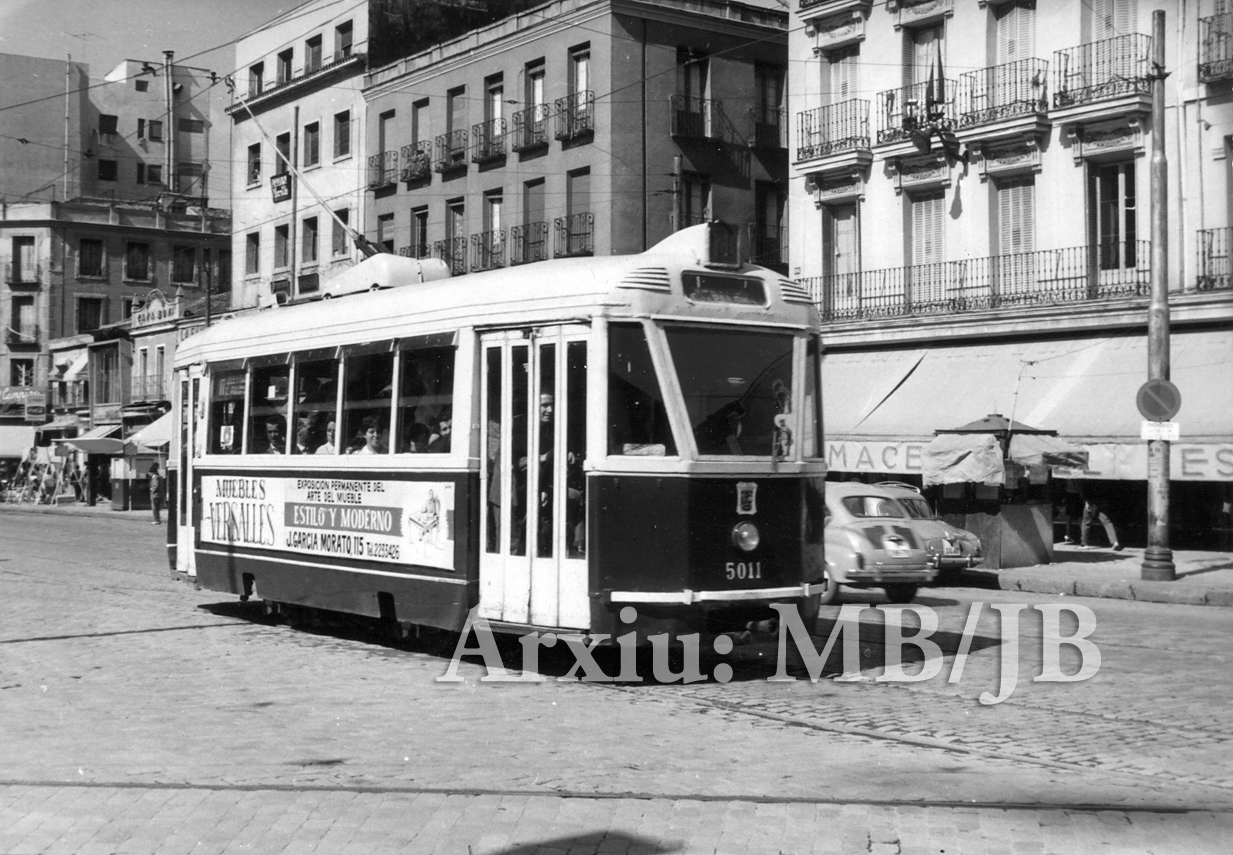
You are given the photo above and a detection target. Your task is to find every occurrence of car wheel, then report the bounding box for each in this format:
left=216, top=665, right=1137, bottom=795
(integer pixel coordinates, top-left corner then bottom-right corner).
left=816, top=567, right=839, bottom=606
left=884, top=583, right=919, bottom=604
left=322, top=293, right=333, bottom=300
left=369, top=283, right=381, bottom=291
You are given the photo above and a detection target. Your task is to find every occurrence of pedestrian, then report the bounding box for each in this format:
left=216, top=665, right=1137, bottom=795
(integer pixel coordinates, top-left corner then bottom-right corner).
left=1079, top=481, right=1122, bottom=551
left=148, top=462, right=163, bottom=525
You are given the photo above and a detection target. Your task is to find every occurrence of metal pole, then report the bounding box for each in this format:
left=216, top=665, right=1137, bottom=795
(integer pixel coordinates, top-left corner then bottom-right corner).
left=1142, top=9, right=1175, bottom=581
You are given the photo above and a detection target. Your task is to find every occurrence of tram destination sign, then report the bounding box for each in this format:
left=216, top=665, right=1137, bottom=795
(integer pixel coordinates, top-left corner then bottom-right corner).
left=199, top=475, right=455, bottom=570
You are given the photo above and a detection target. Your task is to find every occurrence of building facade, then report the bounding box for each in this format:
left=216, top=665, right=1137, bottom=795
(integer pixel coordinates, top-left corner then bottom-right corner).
left=227, top=0, right=371, bottom=309
left=361, top=0, right=788, bottom=280
left=789, top=0, right=1233, bottom=546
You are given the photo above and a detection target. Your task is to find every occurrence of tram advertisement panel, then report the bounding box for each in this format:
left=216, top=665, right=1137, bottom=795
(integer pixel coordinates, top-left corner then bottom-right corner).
left=199, top=475, right=455, bottom=570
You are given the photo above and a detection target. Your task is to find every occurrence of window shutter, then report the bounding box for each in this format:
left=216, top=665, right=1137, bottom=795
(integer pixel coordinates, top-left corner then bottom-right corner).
left=902, top=31, right=916, bottom=87
left=998, top=178, right=1035, bottom=256
left=831, top=46, right=858, bottom=102
left=1113, top=0, right=1136, bottom=35
left=821, top=205, right=835, bottom=279
left=997, top=2, right=1035, bottom=65
left=912, top=192, right=944, bottom=266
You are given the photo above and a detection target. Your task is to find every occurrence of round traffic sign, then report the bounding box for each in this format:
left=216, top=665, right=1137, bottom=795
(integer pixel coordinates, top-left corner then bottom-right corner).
left=1136, top=379, right=1181, bottom=421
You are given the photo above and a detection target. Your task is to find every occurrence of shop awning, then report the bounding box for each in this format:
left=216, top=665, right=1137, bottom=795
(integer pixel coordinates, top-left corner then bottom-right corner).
left=1007, top=434, right=1089, bottom=469
left=62, top=424, right=124, bottom=455
left=823, top=329, right=1233, bottom=480
left=62, top=354, right=89, bottom=380
left=0, top=425, right=36, bottom=458
left=129, top=412, right=173, bottom=448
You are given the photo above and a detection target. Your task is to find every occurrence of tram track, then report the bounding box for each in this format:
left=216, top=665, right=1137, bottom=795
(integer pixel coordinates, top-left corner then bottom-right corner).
left=0, top=777, right=1228, bottom=815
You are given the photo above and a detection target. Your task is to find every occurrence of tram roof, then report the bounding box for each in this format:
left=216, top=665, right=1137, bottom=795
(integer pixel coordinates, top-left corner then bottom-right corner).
left=176, top=225, right=819, bottom=367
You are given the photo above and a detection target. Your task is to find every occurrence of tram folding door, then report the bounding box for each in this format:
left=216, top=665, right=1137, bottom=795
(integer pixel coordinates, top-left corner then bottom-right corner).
left=479, top=327, right=589, bottom=629
left=176, top=370, right=201, bottom=578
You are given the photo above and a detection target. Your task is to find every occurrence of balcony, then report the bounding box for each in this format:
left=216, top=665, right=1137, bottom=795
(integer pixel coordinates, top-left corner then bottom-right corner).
left=955, top=58, right=1048, bottom=135
left=876, top=81, right=957, bottom=146
left=554, top=213, right=593, bottom=258
left=749, top=108, right=786, bottom=150
left=797, top=242, right=1150, bottom=323
left=511, top=105, right=550, bottom=151
left=400, top=141, right=432, bottom=182
left=471, top=230, right=506, bottom=272
left=472, top=119, right=507, bottom=164
left=1052, top=35, right=1151, bottom=115
left=671, top=95, right=723, bottom=140
left=555, top=91, right=594, bottom=141
left=1198, top=227, right=1231, bottom=292
left=132, top=376, right=166, bottom=402
left=435, top=130, right=468, bottom=173
left=1200, top=14, right=1233, bottom=83
left=367, top=150, right=398, bottom=190
left=7, top=326, right=39, bottom=346
left=434, top=237, right=468, bottom=276
left=5, top=263, right=42, bottom=287
left=749, top=224, right=787, bottom=271
left=510, top=223, right=548, bottom=265
left=796, top=100, right=870, bottom=162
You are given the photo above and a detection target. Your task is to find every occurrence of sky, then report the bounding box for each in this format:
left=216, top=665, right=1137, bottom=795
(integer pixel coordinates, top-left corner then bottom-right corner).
left=0, top=0, right=297, bottom=79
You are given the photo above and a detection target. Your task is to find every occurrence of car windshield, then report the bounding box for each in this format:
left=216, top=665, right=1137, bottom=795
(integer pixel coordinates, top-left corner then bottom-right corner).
left=841, top=495, right=905, bottom=519
left=662, top=325, right=794, bottom=457
left=897, top=496, right=934, bottom=520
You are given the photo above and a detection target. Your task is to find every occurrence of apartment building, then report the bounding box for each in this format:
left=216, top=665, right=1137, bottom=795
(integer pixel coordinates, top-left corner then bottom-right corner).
left=790, top=0, right=1233, bottom=546
left=361, top=0, right=788, bottom=280
left=228, top=0, right=370, bottom=309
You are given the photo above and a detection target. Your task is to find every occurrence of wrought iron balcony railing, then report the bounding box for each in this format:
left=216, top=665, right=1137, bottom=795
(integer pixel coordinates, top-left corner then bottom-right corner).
left=1198, top=227, right=1231, bottom=292
left=749, top=107, right=786, bottom=149
left=796, top=100, right=870, bottom=161
left=5, top=263, right=42, bottom=286
left=554, top=213, right=593, bottom=258
left=435, top=130, right=468, bottom=173
left=876, top=81, right=958, bottom=145
left=671, top=95, right=723, bottom=140
left=956, top=58, right=1049, bottom=129
left=434, top=237, right=468, bottom=276
left=511, top=104, right=551, bottom=151
left=1200, top=14, right=1233, bottom=82
left=797, top=242, right=1151, bottom=323
left=555, top=91, right=594, bottom=140
left=1053, top=34, right=1152, bottom=109
left=471, top=230, right=506, bottom=272
left=400, top=141, right=432, bottom=182
left=133, top=376, right=166, bottom=401
left=367, top=150, right=398, bottom=189
left=510, top=222, right=548, bottom=265
left=749, top=224, right=787, bottom=269
left=472, top=119, right=507, bottom=164
left=399, top=243, right=431, bottom=260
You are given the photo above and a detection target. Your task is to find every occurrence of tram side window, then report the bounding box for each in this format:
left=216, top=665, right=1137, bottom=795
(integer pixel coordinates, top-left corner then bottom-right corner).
left=607, top=322, right=676, bottom=456
left=208, top=370, right=246, bottom=454
left=396, top=347, right=455, bottom=453
left=247, top=363, right=291, bottom=454
left=342, top=351, right=394, bottom=454
left=293, top=359, right=339, bottom=454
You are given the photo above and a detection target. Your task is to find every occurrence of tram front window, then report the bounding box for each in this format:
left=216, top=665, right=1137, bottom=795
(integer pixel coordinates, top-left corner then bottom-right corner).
left=664, top=326, right=794, bottom=457
left=607, top=322, right=676, bottom=456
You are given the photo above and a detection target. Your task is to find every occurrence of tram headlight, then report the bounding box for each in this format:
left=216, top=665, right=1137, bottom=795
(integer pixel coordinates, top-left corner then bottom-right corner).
left=731, top=521, right=760, bottom=552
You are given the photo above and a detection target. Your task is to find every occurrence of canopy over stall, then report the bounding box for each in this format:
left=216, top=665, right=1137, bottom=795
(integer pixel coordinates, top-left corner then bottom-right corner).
left=128, top=411, right=173, bottom=449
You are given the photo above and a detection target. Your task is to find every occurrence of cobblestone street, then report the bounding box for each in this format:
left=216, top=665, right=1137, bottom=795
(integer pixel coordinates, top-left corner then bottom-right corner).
left=1, top=512, right=1230, bottom=854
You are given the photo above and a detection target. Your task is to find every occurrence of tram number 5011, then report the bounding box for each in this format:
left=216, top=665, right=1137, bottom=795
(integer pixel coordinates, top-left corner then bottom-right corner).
left=725, top=561, right=763, bottom=581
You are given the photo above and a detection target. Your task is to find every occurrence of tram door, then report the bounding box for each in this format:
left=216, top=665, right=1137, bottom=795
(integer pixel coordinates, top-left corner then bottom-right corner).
left=176, top=369, right=201, bottom=577
left=479, top=327, right=589, bottom=628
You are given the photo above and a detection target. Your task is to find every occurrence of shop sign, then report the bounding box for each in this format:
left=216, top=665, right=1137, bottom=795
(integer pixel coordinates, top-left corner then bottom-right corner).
left=94, top=403, right=122, bottom=424
left=1052, top=442, right=1233, bottom=482
left=0, top=386, right=37, bottom=419
left=132, top=293, right=182, bottom=328
left=199, top=475, right=456, bottom=570
left=270, top=173, right=293, bottom=203
left=23, top=392, right=46, bottom=422
left=825, top=440, right=926, bottom=474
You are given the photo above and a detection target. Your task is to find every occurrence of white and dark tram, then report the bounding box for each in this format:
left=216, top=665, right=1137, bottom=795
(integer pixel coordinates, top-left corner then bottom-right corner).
left=168, top=224, right=829, bottom=639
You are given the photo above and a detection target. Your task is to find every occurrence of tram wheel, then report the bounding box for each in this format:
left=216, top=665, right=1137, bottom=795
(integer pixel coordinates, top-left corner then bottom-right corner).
left=884, top=584, right=919, bottom=604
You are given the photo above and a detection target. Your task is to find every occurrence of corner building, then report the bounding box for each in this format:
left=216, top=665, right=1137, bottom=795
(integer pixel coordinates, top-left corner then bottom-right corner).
left=362, top=0, right=789, bottom=273
left=788, top=0, right=1233, bottom=548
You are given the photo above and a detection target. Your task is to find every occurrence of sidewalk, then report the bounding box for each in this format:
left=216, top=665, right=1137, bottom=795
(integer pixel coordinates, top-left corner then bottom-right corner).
left=964, top=543, right=1233, bottom=608
left=0, top=496, right=160, bottom=524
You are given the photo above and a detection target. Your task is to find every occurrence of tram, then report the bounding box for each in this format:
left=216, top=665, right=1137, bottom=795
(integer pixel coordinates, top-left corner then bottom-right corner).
left=168, top=223, right=828, bottom=639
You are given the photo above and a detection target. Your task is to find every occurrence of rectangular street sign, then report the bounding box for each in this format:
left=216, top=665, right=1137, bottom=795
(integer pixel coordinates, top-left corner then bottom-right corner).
left=1141, top=420, right=1180, bottom=441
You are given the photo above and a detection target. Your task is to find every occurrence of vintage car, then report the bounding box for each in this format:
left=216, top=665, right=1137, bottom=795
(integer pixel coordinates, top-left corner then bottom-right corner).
left=878, top=483, right=983, bottom=572
left=820, top=482, right=938, bottom=605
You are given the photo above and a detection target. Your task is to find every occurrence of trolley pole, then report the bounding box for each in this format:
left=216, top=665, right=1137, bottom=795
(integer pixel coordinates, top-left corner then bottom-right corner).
left=1142, top=9, right=1175, bottom=581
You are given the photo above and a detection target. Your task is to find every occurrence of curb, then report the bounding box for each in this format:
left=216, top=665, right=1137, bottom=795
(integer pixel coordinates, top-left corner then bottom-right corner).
left=0, top=503, right=159, bottom=525
left=992, top=570, right=1233, bottom=608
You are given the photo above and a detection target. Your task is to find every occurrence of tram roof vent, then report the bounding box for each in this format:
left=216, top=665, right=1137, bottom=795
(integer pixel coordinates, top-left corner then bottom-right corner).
left=778, top=278, right=814, bottom=305
left=618, top=266, right=672, bottom=292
